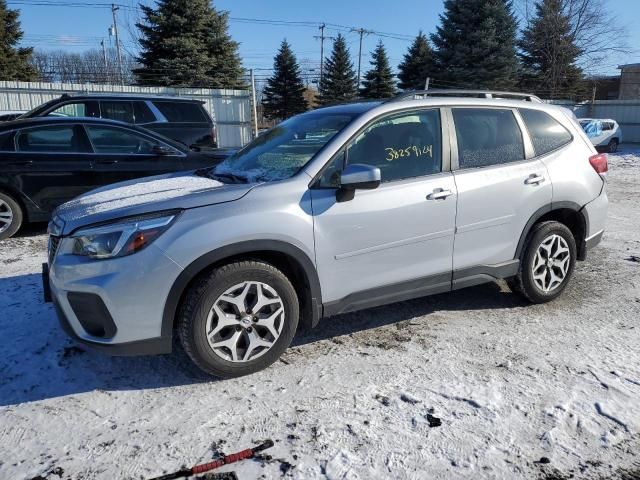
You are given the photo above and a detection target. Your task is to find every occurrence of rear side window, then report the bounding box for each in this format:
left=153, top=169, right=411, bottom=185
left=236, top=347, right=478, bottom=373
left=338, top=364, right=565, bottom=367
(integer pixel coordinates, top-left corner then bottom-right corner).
left=519, top=109, right=572, bottom=156
left=101, top=101, right=135, bottom=123
left=16, top=125, right=89, bottom=153
left=133, top=101, right=156, bottom=124
left=453, top=108, right=525, bottom=169
left=153, top=101, right=209, bottom=123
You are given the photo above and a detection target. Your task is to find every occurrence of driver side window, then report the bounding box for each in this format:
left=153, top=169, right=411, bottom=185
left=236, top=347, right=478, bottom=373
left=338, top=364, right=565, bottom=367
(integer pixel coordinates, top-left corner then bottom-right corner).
left=316, top=109, right=442, bottom=187
left=85, top=125, right=159, bottom=155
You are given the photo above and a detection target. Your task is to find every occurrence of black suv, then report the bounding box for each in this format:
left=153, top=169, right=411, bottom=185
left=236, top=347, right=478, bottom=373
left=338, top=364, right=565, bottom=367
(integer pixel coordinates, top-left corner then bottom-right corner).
left=19, top=94, right=217, bottom=149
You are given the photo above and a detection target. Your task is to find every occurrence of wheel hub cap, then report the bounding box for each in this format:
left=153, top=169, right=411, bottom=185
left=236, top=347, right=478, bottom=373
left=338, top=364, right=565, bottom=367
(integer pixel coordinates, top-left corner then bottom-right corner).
left=532, top=234, right=571, bottom=292
left=0, top=199, right=13, bottom=234
left=206, top=281, right=285, bottom=363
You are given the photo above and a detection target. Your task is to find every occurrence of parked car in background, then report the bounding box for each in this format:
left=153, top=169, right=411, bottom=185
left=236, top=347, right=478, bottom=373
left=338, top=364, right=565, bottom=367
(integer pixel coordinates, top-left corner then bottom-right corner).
left=0, top=117, right=231, bottom=240
left=579, top=118, right=622, bottom=152
left=0, top=111, right=26, bottom=122
left=43, top=90, right=608, bottom=378
left=18, top=94, right=218, bottom=150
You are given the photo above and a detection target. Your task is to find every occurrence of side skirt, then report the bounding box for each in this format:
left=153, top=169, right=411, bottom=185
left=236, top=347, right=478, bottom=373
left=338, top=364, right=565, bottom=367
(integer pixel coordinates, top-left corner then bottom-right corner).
left=321, top=260, right=519, bottom=318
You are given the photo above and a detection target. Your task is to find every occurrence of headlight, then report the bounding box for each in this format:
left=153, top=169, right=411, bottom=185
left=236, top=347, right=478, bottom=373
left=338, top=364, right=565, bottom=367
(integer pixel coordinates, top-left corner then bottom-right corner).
left=69, top=213, right=178, bottom=259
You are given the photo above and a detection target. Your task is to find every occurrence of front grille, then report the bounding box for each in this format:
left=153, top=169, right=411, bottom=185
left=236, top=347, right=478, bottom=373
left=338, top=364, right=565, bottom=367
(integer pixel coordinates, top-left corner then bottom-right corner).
left=48, top=235, right=61, bottom=263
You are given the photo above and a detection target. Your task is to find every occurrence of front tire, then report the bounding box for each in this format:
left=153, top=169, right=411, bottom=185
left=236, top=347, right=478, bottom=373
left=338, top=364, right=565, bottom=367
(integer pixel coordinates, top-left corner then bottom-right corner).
left=178, top=261, right=299, bottom=378
left=509, top=221, right=577, bottom=303
left=0, top=192, right=23, bottom=241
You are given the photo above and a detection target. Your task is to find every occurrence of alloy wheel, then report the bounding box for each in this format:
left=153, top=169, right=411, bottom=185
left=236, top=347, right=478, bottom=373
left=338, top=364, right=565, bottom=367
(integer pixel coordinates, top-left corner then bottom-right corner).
left=206, top=281, right=285, bottom=362
left=0, top=199, right=13, bottom=234
left=532, top=234, right=571, bottom=292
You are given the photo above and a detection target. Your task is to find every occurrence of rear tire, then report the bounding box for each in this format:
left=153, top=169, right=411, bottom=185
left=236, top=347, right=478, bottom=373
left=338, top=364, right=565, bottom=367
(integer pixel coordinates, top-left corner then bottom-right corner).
left=607, top=138, right=618, bottom=153
left=178, top=260, right=299, bottom=378
left=509, top=221, right=577, bottom=303
left=0, top=192, right=23, bottom=241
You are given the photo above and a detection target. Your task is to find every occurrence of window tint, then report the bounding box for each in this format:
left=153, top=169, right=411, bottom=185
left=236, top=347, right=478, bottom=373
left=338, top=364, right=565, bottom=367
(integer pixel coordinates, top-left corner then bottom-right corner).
left=100, top=101, right=135, bottom=123
left=0, top=132, right=15, bottom=151
left=519, top=108, right=572, bottom=156
left=154, top=101, right=208, bottom=123
left=133, top=101, right=156, bottom=124
left=17, top=125, right=89, bottom=153
left=334, top=109, right=441, bottom=184
left=602, top=122, right=614, bottom=131
left=48, top=101, right=99, bottom=118
left=453, top=108, right=524, bottom=169
left=85, top=126, right=158, bottom=154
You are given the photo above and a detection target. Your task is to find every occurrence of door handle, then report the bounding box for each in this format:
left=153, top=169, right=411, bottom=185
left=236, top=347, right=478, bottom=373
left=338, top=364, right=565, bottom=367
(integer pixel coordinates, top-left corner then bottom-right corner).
left=96, top=159, right=119, bottom=165
left=427, top=188, right=454, bottom=200
left=524, top=174, right=545, bottom=185
left=7, top=160, right=33, bottom=166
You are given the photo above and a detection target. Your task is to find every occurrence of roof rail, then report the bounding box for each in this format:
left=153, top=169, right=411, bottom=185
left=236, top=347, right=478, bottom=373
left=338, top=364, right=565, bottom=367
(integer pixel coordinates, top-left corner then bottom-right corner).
left=387, top=89, right=543, bottom=103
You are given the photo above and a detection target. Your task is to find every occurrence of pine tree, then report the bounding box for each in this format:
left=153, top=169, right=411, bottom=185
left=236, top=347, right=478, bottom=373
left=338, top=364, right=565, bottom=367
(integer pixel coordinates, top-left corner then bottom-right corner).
left=0, top=0, right=37, bottom=81
left=519, top=0, right=583, bottom=99
left=360, top=40, right=396, bottom=99
left=431, top=0, right=518, bottom=90
left=397, top=32, right=435, bottom=91
left=135, top=0, right=243, bottom=88
left=318, top=34, right=358, bottom=105
left=262, top=40, right=308, bottom=120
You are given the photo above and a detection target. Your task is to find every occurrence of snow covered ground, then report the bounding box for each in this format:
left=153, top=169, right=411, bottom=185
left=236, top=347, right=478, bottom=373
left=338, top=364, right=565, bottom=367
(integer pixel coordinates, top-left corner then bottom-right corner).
left=1, top=148, right=639, bottom=480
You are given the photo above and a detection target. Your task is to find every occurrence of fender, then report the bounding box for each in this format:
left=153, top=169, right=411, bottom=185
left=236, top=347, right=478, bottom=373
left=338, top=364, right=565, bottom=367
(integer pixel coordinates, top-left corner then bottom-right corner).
left=514, top=201, right=589, bottom=259
left=161, top=240, right=323, bottom=339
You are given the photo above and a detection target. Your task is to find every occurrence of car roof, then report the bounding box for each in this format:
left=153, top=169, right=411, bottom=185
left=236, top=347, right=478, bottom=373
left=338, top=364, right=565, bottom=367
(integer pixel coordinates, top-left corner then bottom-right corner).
left=51, top=93, right=205, bottom=103
left=578, top=118, right=617, bottom=123
left=306, top=102, right=383, bottom=115
left=0, top=116, right=188, bottom=150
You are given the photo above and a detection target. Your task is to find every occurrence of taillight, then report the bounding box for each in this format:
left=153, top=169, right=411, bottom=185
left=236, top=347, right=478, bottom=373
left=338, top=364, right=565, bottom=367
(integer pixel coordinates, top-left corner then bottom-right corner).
left=589, top=153, right=608, bottom=174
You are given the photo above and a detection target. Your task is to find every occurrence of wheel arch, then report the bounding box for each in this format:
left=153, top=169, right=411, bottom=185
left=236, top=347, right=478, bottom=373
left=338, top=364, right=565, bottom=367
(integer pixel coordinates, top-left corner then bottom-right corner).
left=516, top=202, right=589, bottom=262
left=162, top=240, right=323, bottom=340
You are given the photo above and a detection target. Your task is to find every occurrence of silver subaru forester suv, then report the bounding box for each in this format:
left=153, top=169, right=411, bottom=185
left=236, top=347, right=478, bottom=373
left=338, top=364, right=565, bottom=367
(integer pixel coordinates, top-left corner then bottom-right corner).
left=44, top=90, right=608, bottom=378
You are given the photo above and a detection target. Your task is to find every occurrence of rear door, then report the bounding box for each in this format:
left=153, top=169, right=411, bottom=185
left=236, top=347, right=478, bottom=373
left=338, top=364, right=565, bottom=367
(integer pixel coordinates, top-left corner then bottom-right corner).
left=449, top=107, right=552, bottom=274
left=147, top=101, right=215, bottom=149
left=83, top=124, right=186, bottom=185
left=5, top=124, right=98, bottom=213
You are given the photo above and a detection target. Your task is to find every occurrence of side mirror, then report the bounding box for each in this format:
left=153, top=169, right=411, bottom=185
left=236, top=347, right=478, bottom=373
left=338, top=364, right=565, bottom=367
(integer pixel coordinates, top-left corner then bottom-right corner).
left=152, top=145, right=173, bottom=156
left=337, top=163, right=381, bottom=202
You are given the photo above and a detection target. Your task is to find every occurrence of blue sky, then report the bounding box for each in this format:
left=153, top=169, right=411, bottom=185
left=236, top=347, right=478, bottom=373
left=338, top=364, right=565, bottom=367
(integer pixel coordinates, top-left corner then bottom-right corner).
left=10, top=0, right=640, bottom=84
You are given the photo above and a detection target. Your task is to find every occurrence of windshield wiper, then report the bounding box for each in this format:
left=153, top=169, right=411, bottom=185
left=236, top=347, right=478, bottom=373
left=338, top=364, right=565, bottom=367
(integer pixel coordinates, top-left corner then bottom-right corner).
left=194, top=168, right=249, bottom=184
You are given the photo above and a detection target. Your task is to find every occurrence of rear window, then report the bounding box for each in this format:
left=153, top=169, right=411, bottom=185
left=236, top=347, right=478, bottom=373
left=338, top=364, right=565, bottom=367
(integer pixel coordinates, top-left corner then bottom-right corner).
left=519, top=109, right=572, bottom=156
left=133, top=101, right=156, bottom=124
left=16, top=125, right=89, bottom=153
left=153, top=101, right=209, bottom=123
left=101, top=101, right=135, bottom=123
left=452, top=108, right=525, bottom=169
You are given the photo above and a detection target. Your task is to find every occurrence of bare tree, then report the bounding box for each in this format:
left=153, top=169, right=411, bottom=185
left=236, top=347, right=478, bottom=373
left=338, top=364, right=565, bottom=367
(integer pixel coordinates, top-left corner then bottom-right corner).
left=516, top=0, right=630, bottom=74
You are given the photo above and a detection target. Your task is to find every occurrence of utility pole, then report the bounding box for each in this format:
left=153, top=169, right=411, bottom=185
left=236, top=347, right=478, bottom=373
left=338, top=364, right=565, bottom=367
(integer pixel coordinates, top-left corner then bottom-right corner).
left=353, top=28, right=368, bottom=88
left=314, top=23, right=331, bottom=86
left=250, top=69, right=259, bottom=139
left=101, top=39, right=108, bottom=83
left=111, top=3, right=124, bottom=86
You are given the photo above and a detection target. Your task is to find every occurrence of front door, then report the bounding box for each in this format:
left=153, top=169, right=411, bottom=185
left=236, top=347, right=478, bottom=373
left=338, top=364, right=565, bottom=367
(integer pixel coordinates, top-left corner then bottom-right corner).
left=83, top=124, right=186, bottom=186
left=310, top=108, right=457, bottom=310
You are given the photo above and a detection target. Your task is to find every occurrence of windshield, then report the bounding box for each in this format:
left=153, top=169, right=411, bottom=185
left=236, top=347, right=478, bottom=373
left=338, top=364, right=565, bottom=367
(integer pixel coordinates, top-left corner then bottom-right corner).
left=211, top=112, right=356, bottom=183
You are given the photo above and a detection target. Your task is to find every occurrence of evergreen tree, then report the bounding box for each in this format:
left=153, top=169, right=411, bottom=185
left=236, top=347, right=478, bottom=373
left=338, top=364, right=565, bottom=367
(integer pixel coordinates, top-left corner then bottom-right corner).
left=0, top=0, right=37, bottom=81
left=135, top=0, right=243, bottom=88
left=519, top=0, right=583, bottom=99
left=431, top=0, right=518, bottom=89
left=318, top=34, right=358, bottom=105
left=360, top=40, right=396, bottom=99
left=397, top=31, right=435, bottom=91
left=262, top=40, right=307, bottom=120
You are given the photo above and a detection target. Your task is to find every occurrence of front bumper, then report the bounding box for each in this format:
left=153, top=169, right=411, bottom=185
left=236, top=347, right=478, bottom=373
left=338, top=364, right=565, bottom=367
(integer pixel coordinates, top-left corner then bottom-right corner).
left=44, top=243, right=182, bottom=356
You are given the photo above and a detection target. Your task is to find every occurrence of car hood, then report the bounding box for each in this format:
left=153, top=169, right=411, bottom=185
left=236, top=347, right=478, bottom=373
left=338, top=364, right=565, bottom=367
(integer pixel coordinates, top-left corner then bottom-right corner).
left=53, top=170, right=254, bottom=235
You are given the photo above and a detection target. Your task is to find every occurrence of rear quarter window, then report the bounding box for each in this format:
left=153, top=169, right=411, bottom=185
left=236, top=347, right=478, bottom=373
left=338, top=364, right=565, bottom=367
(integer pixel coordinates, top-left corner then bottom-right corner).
left=519, top=109, right=572, bottom=156
left=153, top=101, right=209, bottom=123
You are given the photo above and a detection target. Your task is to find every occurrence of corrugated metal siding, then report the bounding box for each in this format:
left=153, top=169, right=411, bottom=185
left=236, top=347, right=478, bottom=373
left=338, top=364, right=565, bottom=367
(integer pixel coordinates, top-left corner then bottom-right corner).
left=0, top=81, right=252, bottom=147
left=549, top=99, right=640, bottom=143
